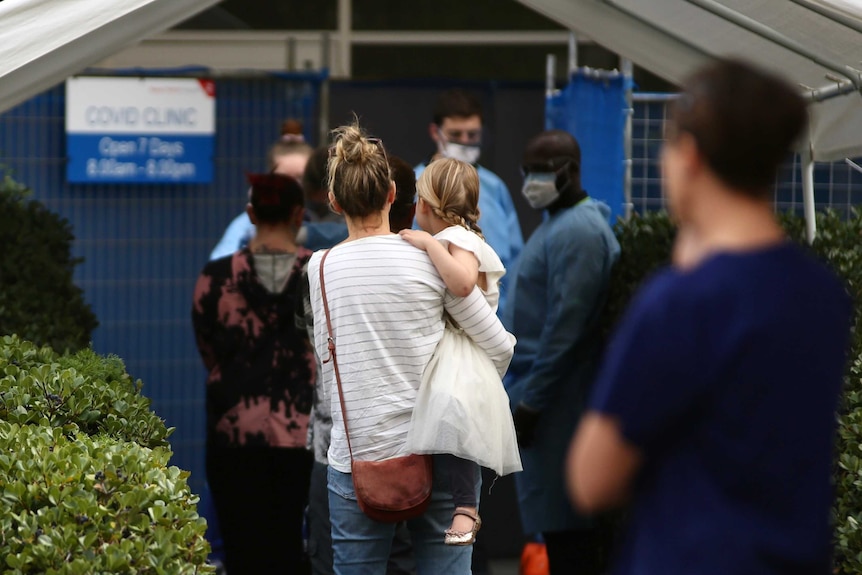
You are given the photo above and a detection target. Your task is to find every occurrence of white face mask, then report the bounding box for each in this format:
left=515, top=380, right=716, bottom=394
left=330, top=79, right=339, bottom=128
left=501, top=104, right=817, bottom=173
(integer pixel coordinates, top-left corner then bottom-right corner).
left=437, top=132, right=481, bottom=164
left=521, top=173, right=560, bottom=209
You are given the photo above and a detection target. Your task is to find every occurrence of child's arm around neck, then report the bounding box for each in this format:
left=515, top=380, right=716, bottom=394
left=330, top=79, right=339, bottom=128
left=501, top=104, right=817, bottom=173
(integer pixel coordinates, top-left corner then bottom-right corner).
left=399, top=228, right=481, bottom=296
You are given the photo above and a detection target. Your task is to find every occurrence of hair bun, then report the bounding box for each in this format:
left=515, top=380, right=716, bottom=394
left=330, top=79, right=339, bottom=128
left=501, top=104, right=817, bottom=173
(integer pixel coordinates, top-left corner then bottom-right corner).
left=331, top=123, right=382, bottom=165
left=327, top=120, right=392, bottom=218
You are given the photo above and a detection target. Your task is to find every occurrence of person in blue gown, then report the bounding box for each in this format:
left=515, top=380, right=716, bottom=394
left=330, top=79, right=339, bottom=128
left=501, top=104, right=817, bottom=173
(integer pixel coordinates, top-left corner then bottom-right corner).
left=415, top=89, right=523, bottom=316
left=503, top=129, right=620, bottom=575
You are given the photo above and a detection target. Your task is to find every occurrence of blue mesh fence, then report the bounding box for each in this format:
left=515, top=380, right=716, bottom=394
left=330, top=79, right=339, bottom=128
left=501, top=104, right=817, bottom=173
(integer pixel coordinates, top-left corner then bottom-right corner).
left=545, top=70, right=631, bottom=222
left=0, top=72, right=326, bottom=494
left=629, top=95, right=862, bottom=217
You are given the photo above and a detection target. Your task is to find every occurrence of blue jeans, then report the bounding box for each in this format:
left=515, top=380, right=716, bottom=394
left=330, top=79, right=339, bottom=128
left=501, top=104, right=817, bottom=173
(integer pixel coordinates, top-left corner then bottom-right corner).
left=309, top=460, right=417, bottom=575
left=328, top=456, right=477, bottom=575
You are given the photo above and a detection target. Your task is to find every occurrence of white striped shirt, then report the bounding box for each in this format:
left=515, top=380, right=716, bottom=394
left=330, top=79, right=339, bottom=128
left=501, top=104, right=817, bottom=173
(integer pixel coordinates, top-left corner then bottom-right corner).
left=308, top=235, right=514, bottom=473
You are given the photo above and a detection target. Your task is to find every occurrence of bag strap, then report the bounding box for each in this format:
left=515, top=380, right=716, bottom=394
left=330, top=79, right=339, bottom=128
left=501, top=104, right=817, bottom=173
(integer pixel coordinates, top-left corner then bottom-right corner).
left=318, top=248, right=355, bottom=463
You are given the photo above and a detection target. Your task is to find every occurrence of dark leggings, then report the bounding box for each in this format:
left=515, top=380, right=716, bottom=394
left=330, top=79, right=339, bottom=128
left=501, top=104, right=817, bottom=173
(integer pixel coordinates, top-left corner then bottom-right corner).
left=207, top=446, right=313, bottom=575
left=442, top=454, right=479, bottom=509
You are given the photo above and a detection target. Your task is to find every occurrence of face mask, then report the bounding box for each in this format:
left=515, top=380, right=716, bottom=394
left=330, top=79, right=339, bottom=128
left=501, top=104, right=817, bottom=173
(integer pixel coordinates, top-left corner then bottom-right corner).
left=521, top=173, right=560, bottom=209
left=437, top=132, right=481, bottom=164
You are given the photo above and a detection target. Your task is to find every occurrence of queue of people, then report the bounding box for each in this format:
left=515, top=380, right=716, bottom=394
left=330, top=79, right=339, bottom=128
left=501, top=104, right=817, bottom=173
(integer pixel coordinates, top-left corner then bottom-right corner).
left=192, top=61, right=853, bottom=575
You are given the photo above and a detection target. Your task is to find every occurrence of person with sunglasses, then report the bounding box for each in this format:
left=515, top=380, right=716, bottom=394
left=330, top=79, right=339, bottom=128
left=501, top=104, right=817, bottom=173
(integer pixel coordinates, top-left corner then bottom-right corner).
left=503, top=129, right=620, bottom=575
left=298, top=154, right=423, bottom=575
left=415, top=89, right=523, bottom=317
left=307, top=121, right=514, bottom=575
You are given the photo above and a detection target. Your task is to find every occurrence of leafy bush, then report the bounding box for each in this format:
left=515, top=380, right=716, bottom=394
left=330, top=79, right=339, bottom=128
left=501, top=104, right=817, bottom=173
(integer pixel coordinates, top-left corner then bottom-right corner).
left=605, top=210, right=862, bottom=574
left=0, top=424, right=210, bottom=574
left=0, top=337, right=172, bottom=448
left=0, top=174, right=97, bottom=352
left=797, top=210, right=862, bottom=575
left=0, top=174, right=209, bottom=571
left=0, top=336, right=212, bottom=574
left=600, top=210, right=676, bottom=337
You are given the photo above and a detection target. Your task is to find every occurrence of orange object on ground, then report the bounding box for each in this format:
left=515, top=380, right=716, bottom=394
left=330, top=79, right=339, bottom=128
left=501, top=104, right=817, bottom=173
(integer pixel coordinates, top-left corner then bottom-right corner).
left=520, top=541, right=550, bottom=575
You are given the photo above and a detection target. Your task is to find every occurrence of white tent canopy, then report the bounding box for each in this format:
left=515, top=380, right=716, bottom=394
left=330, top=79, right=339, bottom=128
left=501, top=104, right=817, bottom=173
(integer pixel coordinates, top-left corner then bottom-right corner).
left=518, top=0, right=862, bottom=240
left=0, top=0, right=221, bottom=114
left=517, top=0, right=862, bottom=163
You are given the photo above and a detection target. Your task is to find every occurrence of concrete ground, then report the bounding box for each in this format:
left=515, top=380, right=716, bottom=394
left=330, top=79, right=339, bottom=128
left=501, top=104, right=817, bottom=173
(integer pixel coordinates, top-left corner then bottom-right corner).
left=488, top=558, right=519, bottom=575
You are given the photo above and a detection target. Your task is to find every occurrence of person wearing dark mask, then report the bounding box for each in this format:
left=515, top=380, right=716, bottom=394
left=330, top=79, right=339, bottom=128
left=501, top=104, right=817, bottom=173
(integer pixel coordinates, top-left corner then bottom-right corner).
left=415, top=89, right=523, bottom=316
left=503, top=130, right=620, bottom=575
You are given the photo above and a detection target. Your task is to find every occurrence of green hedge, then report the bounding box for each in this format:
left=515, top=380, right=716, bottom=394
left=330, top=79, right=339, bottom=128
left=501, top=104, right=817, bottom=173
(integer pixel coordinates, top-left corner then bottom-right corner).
left=0, top=175, right=97, bottom=352
left=0, top=343, right=172, bottom=448
left=606, top=210, right=862, bottom=573
left=0, top=336, right=213, bottom=574
left=0, top=425, right=210, bottom=574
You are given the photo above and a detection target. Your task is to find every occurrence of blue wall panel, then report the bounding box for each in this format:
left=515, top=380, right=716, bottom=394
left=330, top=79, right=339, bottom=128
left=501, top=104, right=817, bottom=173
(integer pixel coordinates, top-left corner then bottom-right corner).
left=0, top=74, right=324, bottom=494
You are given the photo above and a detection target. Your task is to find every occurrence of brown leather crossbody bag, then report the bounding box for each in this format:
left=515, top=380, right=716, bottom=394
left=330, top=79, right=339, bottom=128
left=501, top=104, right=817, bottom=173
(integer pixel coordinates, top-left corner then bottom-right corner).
left=318, top=248, right=433, bottom=523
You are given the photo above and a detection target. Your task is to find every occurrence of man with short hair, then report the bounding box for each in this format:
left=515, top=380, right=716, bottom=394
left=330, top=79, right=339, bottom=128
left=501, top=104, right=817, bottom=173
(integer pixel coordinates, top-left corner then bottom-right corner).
left=505, top=130, right=619, bottom=575
left=415, top=89, right=523, bottom=315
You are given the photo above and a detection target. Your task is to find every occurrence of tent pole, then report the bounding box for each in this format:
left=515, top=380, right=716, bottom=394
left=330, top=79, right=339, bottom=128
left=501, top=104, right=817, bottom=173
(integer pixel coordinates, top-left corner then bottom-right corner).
left=685, top=0, right=862, bottom=91
left=805, top=80, right=858, bottom=102
left=802, top=144, right=816, bottom=244
left=622, top=58, right=634, bottom=221
left=568, top=32, right=578, bottom=75
left=787, top=0, right=862, bottom=34
left=546, top=53, right=556, bottom=98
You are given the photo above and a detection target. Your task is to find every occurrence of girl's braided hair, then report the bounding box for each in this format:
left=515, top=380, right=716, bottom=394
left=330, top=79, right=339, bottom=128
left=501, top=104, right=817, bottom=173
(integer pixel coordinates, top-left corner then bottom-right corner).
left=417, top=158, right=483, bottom=239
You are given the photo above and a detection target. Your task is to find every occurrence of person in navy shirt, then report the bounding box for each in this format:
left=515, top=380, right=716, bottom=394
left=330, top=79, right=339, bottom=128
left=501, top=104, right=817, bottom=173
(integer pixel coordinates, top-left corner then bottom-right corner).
left=568, top=58, right=853, bottom=575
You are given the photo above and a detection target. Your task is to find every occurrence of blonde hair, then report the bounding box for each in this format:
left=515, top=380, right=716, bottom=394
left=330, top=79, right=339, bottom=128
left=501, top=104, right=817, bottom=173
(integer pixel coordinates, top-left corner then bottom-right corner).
left=327, top=121, right=392, bottom=218
left=417, top=158, right=483, bottom=238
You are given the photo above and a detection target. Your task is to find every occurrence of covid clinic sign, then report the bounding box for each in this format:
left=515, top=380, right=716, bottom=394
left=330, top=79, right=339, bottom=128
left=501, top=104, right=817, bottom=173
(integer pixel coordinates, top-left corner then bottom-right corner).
left=65, top=77, right=216, bottom=183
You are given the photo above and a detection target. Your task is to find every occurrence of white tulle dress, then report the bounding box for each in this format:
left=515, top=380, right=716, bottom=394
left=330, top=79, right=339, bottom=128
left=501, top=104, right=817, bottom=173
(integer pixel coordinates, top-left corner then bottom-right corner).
left=406, top=225, right=522, bottom=476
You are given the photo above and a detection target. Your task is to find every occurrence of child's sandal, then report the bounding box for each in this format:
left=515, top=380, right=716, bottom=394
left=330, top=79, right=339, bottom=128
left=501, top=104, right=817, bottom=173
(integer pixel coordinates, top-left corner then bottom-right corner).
left=444, top=507, right=482, bottom=546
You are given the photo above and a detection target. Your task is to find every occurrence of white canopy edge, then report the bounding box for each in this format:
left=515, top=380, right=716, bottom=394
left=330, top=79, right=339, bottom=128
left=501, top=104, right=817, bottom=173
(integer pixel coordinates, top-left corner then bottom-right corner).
left=0, top=0, right=222, bottom=114
left=519, top=0, right=713, bottom=88
left=517, top=0, right=862, bottom=162
left=817, top=0, right=862, bottom=23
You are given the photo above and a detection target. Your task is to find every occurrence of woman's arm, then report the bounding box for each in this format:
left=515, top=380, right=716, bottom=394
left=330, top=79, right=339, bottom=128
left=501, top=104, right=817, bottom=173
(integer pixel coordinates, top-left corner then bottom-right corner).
left=400, top=229, right=478, bottom=297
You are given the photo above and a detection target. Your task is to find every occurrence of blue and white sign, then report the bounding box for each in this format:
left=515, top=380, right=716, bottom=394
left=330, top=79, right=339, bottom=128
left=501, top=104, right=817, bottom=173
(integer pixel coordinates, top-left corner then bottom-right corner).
left=66, top=77, right=216, bottom=183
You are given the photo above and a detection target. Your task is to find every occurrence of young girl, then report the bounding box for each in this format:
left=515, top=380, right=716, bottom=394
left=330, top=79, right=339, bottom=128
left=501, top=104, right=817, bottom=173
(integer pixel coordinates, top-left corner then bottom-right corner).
left=399, top=158, right=521, bottom=545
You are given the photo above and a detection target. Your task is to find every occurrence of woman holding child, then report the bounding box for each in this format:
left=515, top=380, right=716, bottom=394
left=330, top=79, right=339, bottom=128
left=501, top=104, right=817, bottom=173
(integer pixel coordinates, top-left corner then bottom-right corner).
left=307, top=122, right=517, bottom=575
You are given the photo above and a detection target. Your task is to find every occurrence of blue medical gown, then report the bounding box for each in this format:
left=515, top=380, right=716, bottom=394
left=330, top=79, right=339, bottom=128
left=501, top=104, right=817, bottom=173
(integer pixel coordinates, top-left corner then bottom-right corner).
left=415, top=163, right=524, bottom=315
left=209, top=213, right=348, bottom=260
left=503, top=199, right=620, bottom=534
left=210, top=212, right=254, bottom=260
